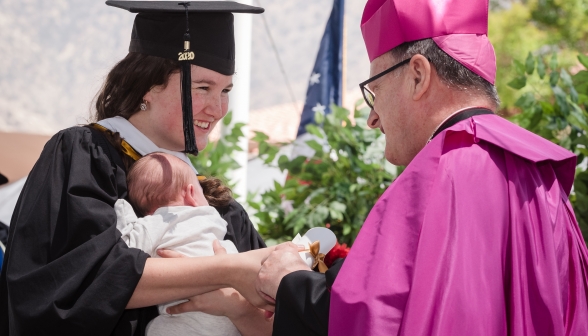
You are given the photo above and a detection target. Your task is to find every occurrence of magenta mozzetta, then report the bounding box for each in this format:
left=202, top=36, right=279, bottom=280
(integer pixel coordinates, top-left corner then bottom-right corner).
left=329, top=113, right=588, bottom=335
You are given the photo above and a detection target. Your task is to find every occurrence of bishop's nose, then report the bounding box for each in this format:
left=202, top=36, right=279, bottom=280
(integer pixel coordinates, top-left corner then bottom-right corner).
left=367, top=109, right=381, bottom=129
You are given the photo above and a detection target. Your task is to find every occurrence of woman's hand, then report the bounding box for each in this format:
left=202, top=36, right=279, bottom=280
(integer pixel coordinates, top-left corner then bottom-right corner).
left=160, top=241, right=238, bottom=317
left=157, top=239, right=227, bottom=259
left=167, top=288, right=273, bottom=336
left=166, top=287, right=247, bottom=318
left=158, top=241, right=277, bottom=311
left=156, top=249, right=188, bottom=258
left=165, top=240, right=274, bottom=336
left=224, top=246, right=278, bottom=311
left=157, top=240, right=278, bottom=312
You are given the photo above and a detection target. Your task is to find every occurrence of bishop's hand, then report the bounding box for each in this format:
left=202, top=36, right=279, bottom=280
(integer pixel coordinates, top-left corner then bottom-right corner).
left=255, top=242, right=312, bottom=309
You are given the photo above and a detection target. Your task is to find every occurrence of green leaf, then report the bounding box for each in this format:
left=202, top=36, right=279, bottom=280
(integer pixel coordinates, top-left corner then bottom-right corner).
left=314, top=110, right=325, bottom=124
left=248, top=200, right=261, bottom=211
left=277, top=155, right=290, bottom=169
left=514, top=60, right=526, bottom=76
left=539, top=101, right=555, bottom=115
left=230, top=132, right=244, bottom=143
left=572, top=71, right=588, bottom=95
left=329, top=208, right=343, bottom=221
left=263, top=146, right=280, bottom=163
left=222, top=111, right=233, bottom=126
left=578, top=54, right=588, bottom=69
left=515, top=92, right=536, bottom=109
left=252, top=131, right=269, bottom=142
left=549, top=71, right=560, bottom=87
left=508, top=76, right=527, bottom=90
left=314, top=205, right=330, bottom=223
left=525, top=52, right=535, bottom=75
left=537, top=57, right=546, bottom=79
left=552, top=86, right=569, bottom=115
left=305, top=140, right=324, bottom=154
left=560, top=69, right=573, bottom=88
left=255, top=211, right=272, bottom=224
left=528, top=108, right=543, bottom=130
left=305, top=124, right=325, bottom=139
left=549, top=53, right=558, bottom=70
left=578, top=148, right=588, bottom=157
left=281, top=156, right=307, bottom=175
left=569, top=104, right=588, bottom=131
left=332, top=105, right=350, bottom=120
left=571, top=87, right=579, bottom=104
left=329, top=201, right=347, bottom=213
left=343, top=224, right=351, bottom=236
left=325, top=114, right=337, bottom=127
left=293, top=218, right=306, bottom=234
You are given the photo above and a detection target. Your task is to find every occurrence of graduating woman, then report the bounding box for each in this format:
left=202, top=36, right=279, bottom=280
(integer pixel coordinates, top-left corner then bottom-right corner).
left=0, top=2, right=273, bottom=335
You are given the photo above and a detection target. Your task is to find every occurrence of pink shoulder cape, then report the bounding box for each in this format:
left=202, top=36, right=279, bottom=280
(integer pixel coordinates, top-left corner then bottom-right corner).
left=329, top=114, right=588, bottom=335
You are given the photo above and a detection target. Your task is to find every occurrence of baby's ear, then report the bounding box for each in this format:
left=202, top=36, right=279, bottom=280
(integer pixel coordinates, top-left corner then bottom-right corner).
left=183, top=184, right=198, bottom=207
left=185, top=183, right=209, bottom=207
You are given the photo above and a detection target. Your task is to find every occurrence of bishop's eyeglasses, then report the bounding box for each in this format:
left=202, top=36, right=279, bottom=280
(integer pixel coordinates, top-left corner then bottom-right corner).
left=359, top=58, right=411, bottom=110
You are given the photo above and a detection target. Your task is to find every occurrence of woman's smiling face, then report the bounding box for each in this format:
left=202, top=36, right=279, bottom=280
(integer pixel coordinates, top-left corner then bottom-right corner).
left=138, top=64, right=233, bottom=152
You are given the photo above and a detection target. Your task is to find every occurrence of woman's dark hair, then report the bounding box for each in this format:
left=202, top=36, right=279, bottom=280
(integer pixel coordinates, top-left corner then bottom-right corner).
left=94, top=52, right=180, bottom=121
left=93, top=52, right=233, bottom=207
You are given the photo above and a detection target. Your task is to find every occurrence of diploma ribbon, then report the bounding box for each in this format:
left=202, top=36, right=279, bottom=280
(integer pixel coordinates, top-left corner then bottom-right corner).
left=309, top=241, right=329, bottom=273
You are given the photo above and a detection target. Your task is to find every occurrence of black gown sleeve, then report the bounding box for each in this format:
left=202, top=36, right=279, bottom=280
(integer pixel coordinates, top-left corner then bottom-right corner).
left=217, top=200, right=266, bottom=252
left=0, top=127, right=156, bottom=336
left=0, top=221, right=8, bottom=246
left=272, top=258, right=345, bottom=336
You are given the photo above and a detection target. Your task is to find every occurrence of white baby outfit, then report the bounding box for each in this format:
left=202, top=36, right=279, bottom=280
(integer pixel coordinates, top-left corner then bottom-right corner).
left=115, top=199, right=241, bottom=336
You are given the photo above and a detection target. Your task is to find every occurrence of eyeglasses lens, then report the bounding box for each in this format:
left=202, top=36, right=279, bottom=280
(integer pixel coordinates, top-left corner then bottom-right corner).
left=363, top=87, right=375, bottom=109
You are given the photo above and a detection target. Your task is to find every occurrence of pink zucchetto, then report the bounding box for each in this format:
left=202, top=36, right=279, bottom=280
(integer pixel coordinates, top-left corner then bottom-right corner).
left=361, top=0, right=496, bottom=84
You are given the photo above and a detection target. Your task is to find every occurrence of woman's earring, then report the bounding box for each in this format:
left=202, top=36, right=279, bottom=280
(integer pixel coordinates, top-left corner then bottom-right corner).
left=140, top=100, right=147, bottom=111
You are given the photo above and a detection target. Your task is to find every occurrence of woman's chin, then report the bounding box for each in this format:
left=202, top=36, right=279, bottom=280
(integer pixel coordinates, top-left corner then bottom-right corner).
left=196, top=139, right=209, bottom=151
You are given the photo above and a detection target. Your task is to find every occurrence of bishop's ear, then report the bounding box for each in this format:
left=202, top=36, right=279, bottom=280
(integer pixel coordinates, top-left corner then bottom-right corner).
left=408, top=54, right=432, bottom=101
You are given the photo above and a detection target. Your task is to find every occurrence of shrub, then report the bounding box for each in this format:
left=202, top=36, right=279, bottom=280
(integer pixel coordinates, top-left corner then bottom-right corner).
left=248, top=103, right=397, bottom=245
left=508, top=52, right=588, bottom=243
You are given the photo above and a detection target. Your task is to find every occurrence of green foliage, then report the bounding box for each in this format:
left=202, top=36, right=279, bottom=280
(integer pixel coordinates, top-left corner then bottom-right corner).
left=529, top=0, right=588, bottom=52
left=509, top=53, right=588, bottom=242
left=488, top=1, right=580, bottom=110
left=248, top=103, right=396, bottom=245
left=189, top=111, right=244, bottom=191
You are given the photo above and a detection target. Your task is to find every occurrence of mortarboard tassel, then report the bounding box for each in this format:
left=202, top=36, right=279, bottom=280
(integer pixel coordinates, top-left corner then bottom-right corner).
left=179, top=2, right=198, bottom=155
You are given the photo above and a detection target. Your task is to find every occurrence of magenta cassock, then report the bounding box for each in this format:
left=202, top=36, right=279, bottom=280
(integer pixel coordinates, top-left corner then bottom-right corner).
left=329, top=114, right=588, bottom=335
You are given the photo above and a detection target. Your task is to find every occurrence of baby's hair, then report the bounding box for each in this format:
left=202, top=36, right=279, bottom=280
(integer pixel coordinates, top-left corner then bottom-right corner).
left=127, top=153, right=195, bottom=216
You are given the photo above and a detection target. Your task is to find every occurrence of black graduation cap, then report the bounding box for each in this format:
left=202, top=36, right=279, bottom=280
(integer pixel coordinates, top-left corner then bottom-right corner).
left=106, top=1, right=264, bottom=155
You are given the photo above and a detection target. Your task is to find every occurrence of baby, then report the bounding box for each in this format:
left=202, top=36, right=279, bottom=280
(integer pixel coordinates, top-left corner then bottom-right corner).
left=114, top=152, right=240, bottom=336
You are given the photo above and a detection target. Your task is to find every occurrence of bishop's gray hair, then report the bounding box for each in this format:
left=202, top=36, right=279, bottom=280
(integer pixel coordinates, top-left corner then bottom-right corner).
left=389, top=39, right=500, bottom=109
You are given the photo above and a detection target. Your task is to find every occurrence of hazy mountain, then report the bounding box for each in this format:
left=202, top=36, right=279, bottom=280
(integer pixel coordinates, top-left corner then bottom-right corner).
left=0, top=0, right=370, bottom=134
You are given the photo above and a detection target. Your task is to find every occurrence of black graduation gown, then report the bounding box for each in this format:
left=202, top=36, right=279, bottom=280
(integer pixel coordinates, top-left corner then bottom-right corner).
left=272, top=258, right=344, bottom=336
left=0, top=221, right=8, bottom=246
left=0, top=126, right=265, bottom=336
